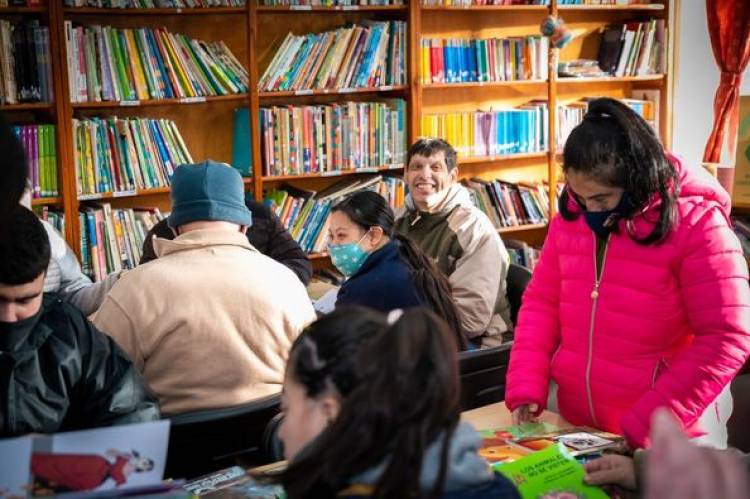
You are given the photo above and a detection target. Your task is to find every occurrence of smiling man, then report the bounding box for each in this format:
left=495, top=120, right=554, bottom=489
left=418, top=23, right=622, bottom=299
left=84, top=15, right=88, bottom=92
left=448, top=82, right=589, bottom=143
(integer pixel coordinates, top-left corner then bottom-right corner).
left=395, top=138, right=512, bottom=347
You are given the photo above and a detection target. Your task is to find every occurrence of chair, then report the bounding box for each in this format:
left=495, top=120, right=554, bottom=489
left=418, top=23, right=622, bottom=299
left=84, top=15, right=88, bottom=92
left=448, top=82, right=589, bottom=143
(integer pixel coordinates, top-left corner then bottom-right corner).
left=165, top=393, right=281, bottom=479
left=507, top=262, right=533, bottom=326
left=458, top=343, right=513, bottom=411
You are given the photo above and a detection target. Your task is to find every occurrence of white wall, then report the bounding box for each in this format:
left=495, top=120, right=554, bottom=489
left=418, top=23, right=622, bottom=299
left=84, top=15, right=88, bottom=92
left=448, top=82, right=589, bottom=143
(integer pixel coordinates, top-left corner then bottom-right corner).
left=672, top=1, right=750, bottom=166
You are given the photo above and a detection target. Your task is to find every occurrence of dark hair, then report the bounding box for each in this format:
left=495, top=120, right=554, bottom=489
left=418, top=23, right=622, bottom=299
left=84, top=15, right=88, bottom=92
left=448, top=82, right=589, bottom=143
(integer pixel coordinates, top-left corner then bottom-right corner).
left=281, top=307, right=461, bottom=499
left=0, top=113, right=27, bottom=228
left=407, top=138, right=458, bottom=172
left=332, top=190, right=467, bottom=349
left=560, top=97, right=679, bottom=244
left=0, top=205, right=50, bottom=285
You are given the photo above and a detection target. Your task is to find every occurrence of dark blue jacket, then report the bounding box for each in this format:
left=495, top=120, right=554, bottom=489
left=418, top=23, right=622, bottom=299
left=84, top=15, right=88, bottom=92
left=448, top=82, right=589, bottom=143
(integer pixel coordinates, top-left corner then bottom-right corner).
left=336, top=239, right=423, bottom=313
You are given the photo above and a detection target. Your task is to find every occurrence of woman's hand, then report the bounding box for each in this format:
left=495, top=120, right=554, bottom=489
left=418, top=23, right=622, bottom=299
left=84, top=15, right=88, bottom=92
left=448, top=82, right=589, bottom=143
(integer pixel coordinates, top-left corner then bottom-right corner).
left=584, top=454, right=637, bottom=490
left=511, top=404, right=539, bottom=425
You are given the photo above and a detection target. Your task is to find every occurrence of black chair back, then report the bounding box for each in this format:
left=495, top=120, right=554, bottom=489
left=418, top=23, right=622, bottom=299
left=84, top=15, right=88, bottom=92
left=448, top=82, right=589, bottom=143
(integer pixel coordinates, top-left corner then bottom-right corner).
left=165, top=393, right=281, bottom=479
left=507, top=262, right=533, bottom=326
left=458, top=343, right=512, bottom=411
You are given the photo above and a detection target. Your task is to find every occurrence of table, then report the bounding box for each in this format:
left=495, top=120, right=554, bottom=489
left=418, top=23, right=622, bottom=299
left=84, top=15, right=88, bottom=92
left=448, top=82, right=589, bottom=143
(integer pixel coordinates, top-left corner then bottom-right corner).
left=461, top=402, right=570, bottom=431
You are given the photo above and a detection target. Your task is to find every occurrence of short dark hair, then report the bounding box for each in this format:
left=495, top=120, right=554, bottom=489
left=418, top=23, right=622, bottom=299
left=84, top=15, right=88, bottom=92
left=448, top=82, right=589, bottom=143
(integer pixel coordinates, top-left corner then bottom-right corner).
left=0, top=205, right=50, bottom=285
left=406, top=138, right=458, bottom=171
left=560, top=97, right=679, bottom=245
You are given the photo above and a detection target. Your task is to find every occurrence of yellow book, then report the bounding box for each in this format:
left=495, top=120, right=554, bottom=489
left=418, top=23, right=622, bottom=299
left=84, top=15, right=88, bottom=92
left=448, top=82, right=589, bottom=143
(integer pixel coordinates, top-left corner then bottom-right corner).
left=84, top=122, right=96, bottom=194
left=421, top=39, right=430, bottom=85
left=124, top=30, right=149, bottom=100
left=160, top=30, right=195, bottom=97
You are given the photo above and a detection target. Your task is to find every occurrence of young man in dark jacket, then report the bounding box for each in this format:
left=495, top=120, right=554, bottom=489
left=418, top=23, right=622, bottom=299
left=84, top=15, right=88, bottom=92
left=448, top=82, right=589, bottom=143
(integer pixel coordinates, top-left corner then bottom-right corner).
left=140, top=198, right=312, bottom=285
left=0, top=206, right=159, bottom=437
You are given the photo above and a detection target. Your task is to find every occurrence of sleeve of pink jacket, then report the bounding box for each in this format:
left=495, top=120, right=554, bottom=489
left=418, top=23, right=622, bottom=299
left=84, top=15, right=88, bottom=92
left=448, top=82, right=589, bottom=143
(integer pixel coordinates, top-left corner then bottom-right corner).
left=505, top=216, right=563, bottom=414
left=620, top=206, right=750, bottom=448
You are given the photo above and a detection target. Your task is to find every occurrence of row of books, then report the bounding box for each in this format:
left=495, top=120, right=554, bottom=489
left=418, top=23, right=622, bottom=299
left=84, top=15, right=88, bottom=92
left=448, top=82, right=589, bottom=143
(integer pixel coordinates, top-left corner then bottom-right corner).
left=64, top=0, right=245, bottom=6
left=0, top=20, right=54, bottom=105
left=462, top=178, right=550, bottom=229
left=421, top=0, right=548, bottom=5
left=597, top=19, right=667, bottom=77
left=14, top=124, right=58, bottom=198
left=0, top=0, right=43, bottom=5
left=259, top=21, right=406, bottom=92
left=79, top=205, right=164, bottom=281
left=260, top=0, right=402, bottom=4
left=556, top=93, right=658, bottom=148
left=421, top=102, right=549, bottom=159
left=559, top=0, right=655, bottom=4
left=421, top=36, right=549, bottom=85
left=260, top=99, right=406, bottom=177
left=506, top=239, right=541, bottom=271
left=74, top=116, right=193, bottom=196
left=65, top=23, right=248, bottom=103
left=35, top=207, right=65, bottom=236
left=265, top=175, right=404, bottom=254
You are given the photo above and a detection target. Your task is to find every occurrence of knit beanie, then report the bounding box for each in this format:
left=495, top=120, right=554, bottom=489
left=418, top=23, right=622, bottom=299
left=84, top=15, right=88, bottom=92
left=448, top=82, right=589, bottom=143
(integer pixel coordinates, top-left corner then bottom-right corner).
left=167, top=160, right=252, bottom=229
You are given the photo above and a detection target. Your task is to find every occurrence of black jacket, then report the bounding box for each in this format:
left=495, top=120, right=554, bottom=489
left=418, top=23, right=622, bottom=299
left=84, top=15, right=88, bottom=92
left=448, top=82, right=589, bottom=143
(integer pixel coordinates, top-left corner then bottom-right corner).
left=140, top=200, right=313, bottom=285
left=0, top=295, right=160, bottom=437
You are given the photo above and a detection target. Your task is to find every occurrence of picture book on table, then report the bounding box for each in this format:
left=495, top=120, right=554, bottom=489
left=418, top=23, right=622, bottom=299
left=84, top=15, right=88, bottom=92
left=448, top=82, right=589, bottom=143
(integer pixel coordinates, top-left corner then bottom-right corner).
left=0, top=421, right=172, bottom=498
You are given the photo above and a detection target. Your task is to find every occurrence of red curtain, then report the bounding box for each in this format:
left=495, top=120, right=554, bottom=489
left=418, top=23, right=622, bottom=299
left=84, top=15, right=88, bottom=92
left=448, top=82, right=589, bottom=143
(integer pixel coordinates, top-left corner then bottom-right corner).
left=702, top=0, right=750, bottom=193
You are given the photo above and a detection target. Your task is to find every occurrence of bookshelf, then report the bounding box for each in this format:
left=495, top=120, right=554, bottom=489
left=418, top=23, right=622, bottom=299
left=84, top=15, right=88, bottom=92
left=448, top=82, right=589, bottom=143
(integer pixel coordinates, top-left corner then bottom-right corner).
left=3, top=0, right=675, bottom=272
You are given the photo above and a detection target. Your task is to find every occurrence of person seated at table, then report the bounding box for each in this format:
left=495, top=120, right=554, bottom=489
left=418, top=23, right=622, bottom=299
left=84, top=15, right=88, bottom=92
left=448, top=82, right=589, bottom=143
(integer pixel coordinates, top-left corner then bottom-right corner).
left=583, top=409, right=750, bottom=499
left=273, top=306, right=519, bottom=498
left=329, top=190, right=467, bottom=349
left=0, top=206, right=159, bottom=437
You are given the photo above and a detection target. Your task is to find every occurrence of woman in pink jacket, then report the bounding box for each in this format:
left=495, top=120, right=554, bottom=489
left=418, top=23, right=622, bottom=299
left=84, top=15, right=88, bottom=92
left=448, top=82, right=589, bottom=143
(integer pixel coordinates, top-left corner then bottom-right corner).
left=505, top=97, right=750, bottom=448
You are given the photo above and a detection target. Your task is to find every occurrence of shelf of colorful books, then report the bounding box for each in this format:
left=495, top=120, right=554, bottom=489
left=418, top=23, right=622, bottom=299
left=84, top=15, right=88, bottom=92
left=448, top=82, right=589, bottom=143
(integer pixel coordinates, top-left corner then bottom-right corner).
left=422, top=80, right=547, bottom=90
left=256, top=5, right=407, bottom=12
left=0, top=102, right=54, bottom=112
left=420, top=5, right=548, bottom=11
left=458, top=152, right=549, bottom=165
left=557, top=4, right=664, bottom=12
left=556, top=74, right=665, bottom=84
left=0, top=6, right=47, bottom=14
left=71, top=94, right=249, bottom=110
left=77, top=187, right=171, bottom=201
left=258, top=86, right=408, bottom=100
left=498, top=223, right=547, bottom=234
left=31, top=196, right=62, bottom=206
left=63, top=6, right=247, bottom=16
left=262, top=165, right=404, bottom=182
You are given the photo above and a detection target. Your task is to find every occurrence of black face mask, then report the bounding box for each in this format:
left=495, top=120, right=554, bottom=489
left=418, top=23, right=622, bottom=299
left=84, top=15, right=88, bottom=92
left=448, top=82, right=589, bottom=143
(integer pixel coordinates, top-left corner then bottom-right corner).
left=0, top=305, right=43, bottom=352
left=583, top=193, right=631, bottom=239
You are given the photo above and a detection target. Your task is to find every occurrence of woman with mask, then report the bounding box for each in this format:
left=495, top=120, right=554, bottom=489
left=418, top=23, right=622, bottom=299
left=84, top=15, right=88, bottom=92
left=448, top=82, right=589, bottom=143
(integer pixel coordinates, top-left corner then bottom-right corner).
left=328, top=190, right=467, bottom=349
left=505, top=97, right=750, bottom=449
left=275, top=307, right=520, bottom=499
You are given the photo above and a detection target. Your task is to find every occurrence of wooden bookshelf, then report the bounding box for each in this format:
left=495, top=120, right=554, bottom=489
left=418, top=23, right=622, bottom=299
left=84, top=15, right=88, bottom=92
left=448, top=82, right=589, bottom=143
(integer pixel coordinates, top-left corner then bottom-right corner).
left=6, top=0, right=674, bottom=267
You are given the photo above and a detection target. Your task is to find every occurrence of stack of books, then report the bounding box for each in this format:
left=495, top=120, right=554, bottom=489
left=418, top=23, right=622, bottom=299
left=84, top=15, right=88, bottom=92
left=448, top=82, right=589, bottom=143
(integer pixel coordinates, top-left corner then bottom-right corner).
left=260, top=0, right=402, bottom=4
left=35, top=208, right=65, bottom=236
left=79, top=205, right=164, bottom=281
left=64, top=0, right=246, bottom=6
left=13, top=124, right=58, bottom=198
left=421, top=101, right=549, bottom=159
left=259, top=20, right=406, bottom=92
left=64, top=23, right=249, bottom=102
left=260, top=99, right=406, bottom=177
left=0, top=20, right=54, bottom=104
left=264, top=175, right=405, bottom=254
left=462, top=178, right=549, bottom=230
left=73, top=116, right=192, bottom=196
left=421, top=36, right=548, bottom=84
left=422, top=0, right=549, bottom=5
left=596, top=19, right=667, bottom=77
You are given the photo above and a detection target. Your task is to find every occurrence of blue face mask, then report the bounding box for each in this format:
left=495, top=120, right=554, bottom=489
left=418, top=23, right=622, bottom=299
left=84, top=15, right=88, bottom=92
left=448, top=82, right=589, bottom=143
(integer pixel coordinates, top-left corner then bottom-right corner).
left=583, top=192, right=631, bottom=239
left=328, top=232, right=370, bottom=278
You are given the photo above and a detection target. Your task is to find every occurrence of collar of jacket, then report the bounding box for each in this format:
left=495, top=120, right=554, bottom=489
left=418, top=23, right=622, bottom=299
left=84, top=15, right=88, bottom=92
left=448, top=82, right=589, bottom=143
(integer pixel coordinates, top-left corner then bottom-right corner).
left=153, top=228, right=257, bottom=258
left=404, top=184, right=474, bottom=216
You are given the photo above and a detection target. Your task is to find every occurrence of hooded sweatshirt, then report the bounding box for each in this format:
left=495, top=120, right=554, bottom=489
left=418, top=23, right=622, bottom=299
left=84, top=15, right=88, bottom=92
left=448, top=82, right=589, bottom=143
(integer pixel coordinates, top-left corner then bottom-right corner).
left=505, top=154, right=750, bottom=448
left=396, top=184, right=512, bottom=346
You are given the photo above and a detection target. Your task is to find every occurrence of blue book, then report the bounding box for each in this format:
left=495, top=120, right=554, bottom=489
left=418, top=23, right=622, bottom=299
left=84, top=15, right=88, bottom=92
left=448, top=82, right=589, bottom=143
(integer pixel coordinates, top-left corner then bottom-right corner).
left=282, top=36, right=314, bottom=91
left=356, top=24, right=383, bottom=88
left=148, top=120, right=173, bottom=176
left=231, top=107, right=252, bottom=177
left=145, top=29, right=174, bottom=99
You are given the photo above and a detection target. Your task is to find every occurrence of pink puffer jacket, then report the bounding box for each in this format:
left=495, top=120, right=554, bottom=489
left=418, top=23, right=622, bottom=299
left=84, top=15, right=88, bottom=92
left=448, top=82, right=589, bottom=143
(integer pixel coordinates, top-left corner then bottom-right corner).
left=505, top=154, right=750, bottom=448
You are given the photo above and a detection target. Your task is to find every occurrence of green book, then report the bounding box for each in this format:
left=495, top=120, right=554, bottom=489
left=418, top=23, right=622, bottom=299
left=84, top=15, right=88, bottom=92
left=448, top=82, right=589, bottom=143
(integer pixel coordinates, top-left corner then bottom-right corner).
left=496, top=443, right=608, bottom=499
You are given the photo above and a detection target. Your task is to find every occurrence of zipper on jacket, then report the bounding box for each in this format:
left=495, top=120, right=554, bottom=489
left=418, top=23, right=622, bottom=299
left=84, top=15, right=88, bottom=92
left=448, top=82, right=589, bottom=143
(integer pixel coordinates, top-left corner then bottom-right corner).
left=585, top=234, right=609, bottom=428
